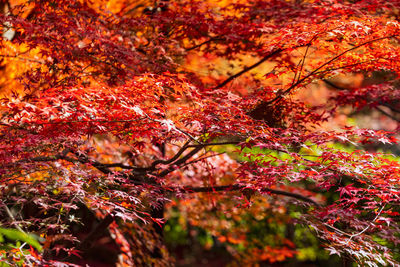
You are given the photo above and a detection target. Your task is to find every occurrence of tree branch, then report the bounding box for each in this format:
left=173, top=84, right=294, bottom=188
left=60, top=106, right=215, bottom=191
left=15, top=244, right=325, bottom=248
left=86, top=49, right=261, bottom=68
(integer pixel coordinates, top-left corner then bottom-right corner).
left=150, top=140, right=191, bottom=169
left=381, top=102, right=400, bottom=114
left=185, top=36, right=223, bottom=51
left=6, top=148, right=320, bottom=207
left=77, top=214, right=115, bottom=251
left=181, top=152, right=225, bottom=168
left=3, top=149, right=75, bottom=167
left=0, top=200, right=26, bottom=234
left=187, top=141, right=241, bottom=148
left=375, top=106, right=400, bottom=122
left=346, top=205, right=385, bottom=243
left=213, top=49, right=283, bottom=89
left=158, top=146, right=204, bottom=177
left=175, top=184, right=321, bottom=206
left=266, top=35, right=399, bottom=105
left=323, top=79, right=346, bottom=90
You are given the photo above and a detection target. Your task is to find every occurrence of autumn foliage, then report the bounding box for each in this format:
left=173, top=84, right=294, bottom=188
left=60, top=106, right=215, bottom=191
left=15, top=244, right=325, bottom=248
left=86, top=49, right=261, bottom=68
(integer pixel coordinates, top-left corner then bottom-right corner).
left=1, top=0, right=400, bottom=266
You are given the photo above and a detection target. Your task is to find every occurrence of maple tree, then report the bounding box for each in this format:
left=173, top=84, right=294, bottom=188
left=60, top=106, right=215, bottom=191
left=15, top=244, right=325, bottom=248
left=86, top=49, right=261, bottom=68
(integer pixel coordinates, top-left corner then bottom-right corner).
left=1, top=0, right=400, bottom=265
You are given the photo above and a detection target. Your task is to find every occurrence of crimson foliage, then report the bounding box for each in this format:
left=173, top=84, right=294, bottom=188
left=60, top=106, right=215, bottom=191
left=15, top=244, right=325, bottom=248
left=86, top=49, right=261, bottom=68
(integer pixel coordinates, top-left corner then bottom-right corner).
left=1, top=0, right=400, bottom=266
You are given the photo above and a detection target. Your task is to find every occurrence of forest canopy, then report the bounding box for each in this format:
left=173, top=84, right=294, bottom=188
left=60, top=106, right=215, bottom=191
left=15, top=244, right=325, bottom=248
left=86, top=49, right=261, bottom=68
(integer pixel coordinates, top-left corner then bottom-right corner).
left=1, top=0, right=400, bottom=266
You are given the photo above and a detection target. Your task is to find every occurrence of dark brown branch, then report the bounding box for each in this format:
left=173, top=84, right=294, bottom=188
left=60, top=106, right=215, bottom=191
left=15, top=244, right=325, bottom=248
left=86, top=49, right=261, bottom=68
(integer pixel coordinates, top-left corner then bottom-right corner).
left=3, top=140, right=240, bottom=177
left=68, top=150, right=151, bottom=175
left=175, top=185, right=321, bottom=206
left=381, top=102, right=400, bottom=114
left=4, top=149, right=75, bottom=167
left=185, top=36, right=223, bottom=51
left=187, top=141, right=241, bottom=148
left=170, top=146, right=204, bottom=166
left=0, top=122, right=39, bottom=135
left=0, top=54, right=44, bottom=64
left=213, top=48, right=283, bottom=89
left=312, top=58, right=386, bottom=76
left=150, top=140, right=191, bottom=169
left=91, top=162, right=138, bottom=169
left=375, top=106, right=400, bottom=122
left=158, top=146, right=204, bottom=177
left=181, top=152, right=225, bottom=168
left=6, top=149, right=141, bottom=176
left=297, top=43, right=311, bottom=84
left=323, top=79, right=346, bottom=90
left=14, top=150, right=319, bottom=207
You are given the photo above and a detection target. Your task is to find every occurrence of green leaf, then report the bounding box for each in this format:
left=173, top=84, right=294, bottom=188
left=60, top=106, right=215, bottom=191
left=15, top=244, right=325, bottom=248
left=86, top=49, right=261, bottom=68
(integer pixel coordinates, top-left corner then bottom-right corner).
left=0, top=227, right=42, bottom=252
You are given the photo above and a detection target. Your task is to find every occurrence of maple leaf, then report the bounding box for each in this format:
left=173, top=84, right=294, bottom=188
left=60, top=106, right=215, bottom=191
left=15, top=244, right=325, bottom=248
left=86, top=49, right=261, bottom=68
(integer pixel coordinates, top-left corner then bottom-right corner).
left=1, top=0, right=400, bottom=266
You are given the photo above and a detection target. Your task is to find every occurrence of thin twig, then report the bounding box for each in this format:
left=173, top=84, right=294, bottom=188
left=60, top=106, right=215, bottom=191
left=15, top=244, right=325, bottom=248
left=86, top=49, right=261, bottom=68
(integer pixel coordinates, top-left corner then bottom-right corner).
left=180, top=152, right=225, bottom=168
left=266, top=34, right=399, bottom=105
left=323, top=222, right=351, bottom=237
left=296, top=42, right=311, bottom=83
left=0, top=54, right=45, bottom=64
left=346, top=205, right=385, bottom=243
left=0, top=200, right=26, bottom=234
